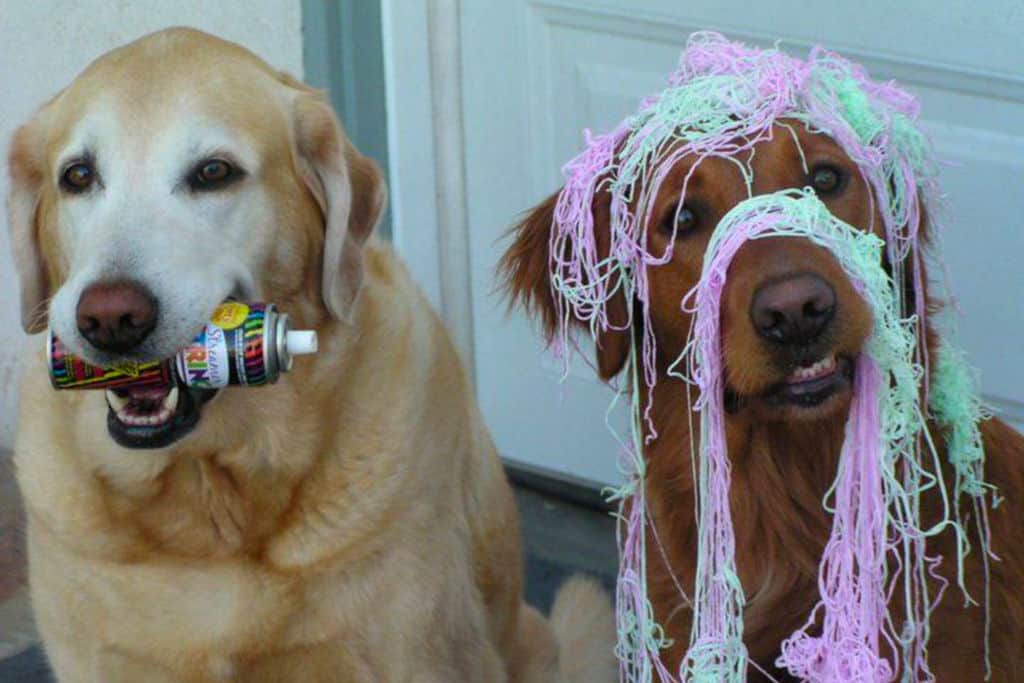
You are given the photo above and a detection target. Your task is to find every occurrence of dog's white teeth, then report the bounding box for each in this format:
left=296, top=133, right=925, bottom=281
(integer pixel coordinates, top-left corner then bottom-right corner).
left=789, top=355, right=838, bottom=382
left=116, top=410, right=173, bottom=427
left=162, top=386, right=179, bottom=412
left=106, top=390, right=130, bottom=413
left=111, top=391, right=176, bottom=427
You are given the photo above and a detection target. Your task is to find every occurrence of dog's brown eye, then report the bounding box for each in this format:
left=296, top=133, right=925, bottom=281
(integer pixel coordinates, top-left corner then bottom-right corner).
left=661, top=205, right=698, bottom=238
left=811, top=165, right=843, bottom=195
left=189, top=159, right=239, bottom=191
left=61, top=162, right=95, bottom=192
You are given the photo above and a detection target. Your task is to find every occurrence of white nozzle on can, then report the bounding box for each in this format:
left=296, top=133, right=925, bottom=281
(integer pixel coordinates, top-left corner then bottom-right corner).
left=286, top=330, right=318, bottom=355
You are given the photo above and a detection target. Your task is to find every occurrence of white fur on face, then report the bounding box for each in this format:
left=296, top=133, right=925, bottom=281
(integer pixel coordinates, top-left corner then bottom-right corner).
left=48, top=96, right=275, bottom=364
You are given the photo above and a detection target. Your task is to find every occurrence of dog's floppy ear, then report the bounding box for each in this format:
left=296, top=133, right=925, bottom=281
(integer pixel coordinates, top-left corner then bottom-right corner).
left=499, top=190, right=631, bottom=381
left=7, top=118, right=51, bottom=334
left=290, top=87, right=386, bottom=323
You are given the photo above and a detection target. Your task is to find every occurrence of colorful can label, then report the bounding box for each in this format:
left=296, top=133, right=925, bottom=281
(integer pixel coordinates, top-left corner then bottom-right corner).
left=49, top=302, right=279, bottom=390
left=177, top=324, right=231, bottom=388
left=176, top=303, right=270, bottom=388
left=49, top=336, right=174, bottom=389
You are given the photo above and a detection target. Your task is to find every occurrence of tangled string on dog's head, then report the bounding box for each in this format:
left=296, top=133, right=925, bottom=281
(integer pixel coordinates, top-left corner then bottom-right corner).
left=502, top=31, right=994, bottom=683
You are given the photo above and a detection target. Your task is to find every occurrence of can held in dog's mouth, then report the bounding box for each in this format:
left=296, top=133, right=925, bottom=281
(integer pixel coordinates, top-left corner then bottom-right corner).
left=49, top=302, right=318, bottom=390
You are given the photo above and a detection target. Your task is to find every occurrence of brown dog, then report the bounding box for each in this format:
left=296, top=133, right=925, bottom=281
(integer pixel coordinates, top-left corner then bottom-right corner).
left=8, top=28, right=616, bottom=682
left=502, top=120, right=1024, bottom=680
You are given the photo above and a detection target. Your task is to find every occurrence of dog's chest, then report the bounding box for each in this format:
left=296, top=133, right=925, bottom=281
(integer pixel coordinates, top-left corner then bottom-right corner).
left=43, top=542, right=371, bottom=678
left=64, top=459, right=376, bottom=662
left=107, top=455, right=296, bottom=557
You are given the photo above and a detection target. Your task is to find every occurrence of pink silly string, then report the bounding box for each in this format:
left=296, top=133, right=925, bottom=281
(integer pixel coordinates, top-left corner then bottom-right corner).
left=547, top=33, right=938, bottom=440
left=541, top=32, right=990, bottom=683
left=554, top=124, right=793, bottom=436
left=677, top=225, right=749, bottom=682
left=685, top=191, right=937, bottom=682
left=776, top=358, right=893, bottom=682
left=605, top=352, right=680, bottom=683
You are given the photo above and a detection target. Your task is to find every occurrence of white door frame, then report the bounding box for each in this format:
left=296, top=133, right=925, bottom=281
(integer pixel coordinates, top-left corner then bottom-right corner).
left=380, top=0, right=476, bottom=379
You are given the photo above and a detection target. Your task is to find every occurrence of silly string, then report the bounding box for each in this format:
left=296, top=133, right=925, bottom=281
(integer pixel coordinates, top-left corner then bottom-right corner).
left=545, top=32, right=995, bottom=682
left=684, top=189, right=941, bottom=681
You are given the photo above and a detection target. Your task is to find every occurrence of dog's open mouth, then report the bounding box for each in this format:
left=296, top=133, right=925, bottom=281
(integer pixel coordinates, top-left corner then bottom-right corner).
left=763, top=353, right=854, bottom=408
left=105, top=383, right=219, bottom=449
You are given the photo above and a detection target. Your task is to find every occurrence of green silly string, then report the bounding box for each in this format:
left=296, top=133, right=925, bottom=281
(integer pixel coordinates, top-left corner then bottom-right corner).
left=543, top=32, right=997, bottom=682
left=931, top=343, right=994, bottom=500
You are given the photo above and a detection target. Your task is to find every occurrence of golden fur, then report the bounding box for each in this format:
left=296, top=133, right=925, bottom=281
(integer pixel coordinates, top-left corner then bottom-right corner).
left=501, top=123, right=1024, bottom=680
left=10, top=28, right=616, bottom=682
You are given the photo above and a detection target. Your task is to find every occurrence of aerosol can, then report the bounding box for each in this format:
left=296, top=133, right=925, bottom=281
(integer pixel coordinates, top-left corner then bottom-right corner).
left=49, top=302, right=317, bottom=390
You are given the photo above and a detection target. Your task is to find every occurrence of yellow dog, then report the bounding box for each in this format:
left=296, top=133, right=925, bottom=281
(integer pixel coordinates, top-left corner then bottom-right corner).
left=9, top=28, right=615, bottom=682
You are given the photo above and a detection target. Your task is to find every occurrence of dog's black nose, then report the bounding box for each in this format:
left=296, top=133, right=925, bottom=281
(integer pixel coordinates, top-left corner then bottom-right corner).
left=750, top=273, right=835, bottom=345
left=76, top=280, right=158, bottom=353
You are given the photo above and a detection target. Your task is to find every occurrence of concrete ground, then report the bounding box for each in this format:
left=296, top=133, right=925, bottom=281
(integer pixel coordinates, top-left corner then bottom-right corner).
left=0, top=458, right=617, bottom=682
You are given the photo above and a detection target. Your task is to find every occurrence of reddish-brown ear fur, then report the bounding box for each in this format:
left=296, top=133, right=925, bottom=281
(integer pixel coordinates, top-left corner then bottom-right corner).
left=499, top=190, right=630, bottom=381
left=594, top=270, right=631, bottom=381
left=499, top=192, right=560, bottom=341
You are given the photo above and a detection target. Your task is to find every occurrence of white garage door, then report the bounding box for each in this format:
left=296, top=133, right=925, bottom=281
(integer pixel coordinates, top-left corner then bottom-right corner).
left=386, top=0, right=1024, bottom=486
